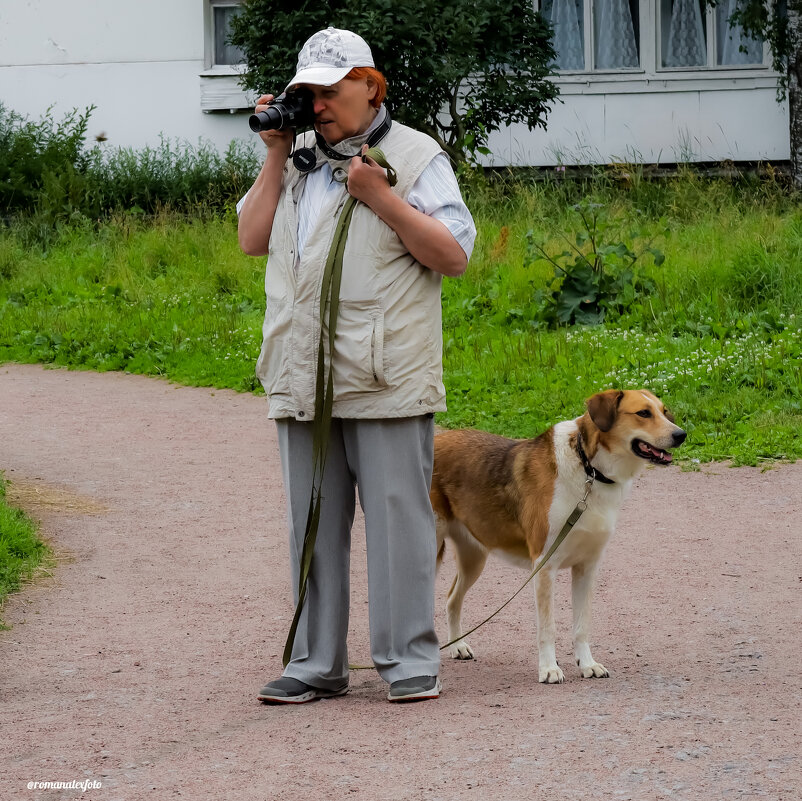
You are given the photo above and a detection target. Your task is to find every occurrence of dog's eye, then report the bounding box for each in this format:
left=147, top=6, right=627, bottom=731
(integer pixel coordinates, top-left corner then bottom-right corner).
left=636, top=409, right=652, bottom=418
left=664, top=409, right=675, bottom=422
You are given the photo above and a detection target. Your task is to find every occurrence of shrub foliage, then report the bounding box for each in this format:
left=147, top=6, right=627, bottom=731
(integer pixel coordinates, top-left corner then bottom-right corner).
left=0, top=103, right=259, bottom=221
left=229, top=0, right=559, bottom=163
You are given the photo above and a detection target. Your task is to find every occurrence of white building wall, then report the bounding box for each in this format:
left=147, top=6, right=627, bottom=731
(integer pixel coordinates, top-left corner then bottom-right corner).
left=0, top=60, right=253, bottom=152
left=490, top=84, right=790, bottom=166
left=0, top=0, right=791, bottom=165
left=0, top=0, right=256, bottom=152
left=0, top=0, right=201, bottom=64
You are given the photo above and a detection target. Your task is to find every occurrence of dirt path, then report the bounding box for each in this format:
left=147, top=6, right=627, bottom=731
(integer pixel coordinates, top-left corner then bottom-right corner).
left=1, top=362, right=800, bottom=800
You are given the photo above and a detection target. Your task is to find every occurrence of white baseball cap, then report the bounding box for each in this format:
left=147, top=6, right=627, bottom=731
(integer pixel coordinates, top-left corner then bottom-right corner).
left=285, top=27, right=375, bottom=89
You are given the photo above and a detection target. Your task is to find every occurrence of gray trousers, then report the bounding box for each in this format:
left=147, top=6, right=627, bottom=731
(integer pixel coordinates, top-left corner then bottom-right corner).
left=275, top=415, right=440, bottom=688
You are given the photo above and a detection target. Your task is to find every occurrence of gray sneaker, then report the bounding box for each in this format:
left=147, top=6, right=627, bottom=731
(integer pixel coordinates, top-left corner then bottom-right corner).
left=257, top=677, right=349, bottom=704
left=387, top=675, right=442, bottom=702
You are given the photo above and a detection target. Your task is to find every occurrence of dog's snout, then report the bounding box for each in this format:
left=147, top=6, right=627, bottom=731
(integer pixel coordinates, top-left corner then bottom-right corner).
left=672, top=429, right=687, bottom=446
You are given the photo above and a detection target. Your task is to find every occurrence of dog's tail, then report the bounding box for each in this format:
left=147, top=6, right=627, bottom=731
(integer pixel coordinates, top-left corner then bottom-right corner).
left=436, top=538, right=446, bottom=573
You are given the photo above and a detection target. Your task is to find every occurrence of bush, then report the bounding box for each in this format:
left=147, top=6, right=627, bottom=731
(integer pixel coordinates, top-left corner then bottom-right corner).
left=526, top=200, right=665, bottom=326
left=0, top=103, right=260, bottom=221
left=230, top=0, right=558, bottom=164
left=0, top=104, right=94, bottom=216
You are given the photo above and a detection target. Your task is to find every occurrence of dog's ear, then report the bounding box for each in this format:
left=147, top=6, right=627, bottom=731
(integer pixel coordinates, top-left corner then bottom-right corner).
left=586, top=390, right=624, bottom=432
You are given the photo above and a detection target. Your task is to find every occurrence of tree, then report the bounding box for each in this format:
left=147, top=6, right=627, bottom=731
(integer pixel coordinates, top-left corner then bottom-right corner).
left=706, top=0, right=802, bottom=187
left=229, top=0, right=558, bottom=164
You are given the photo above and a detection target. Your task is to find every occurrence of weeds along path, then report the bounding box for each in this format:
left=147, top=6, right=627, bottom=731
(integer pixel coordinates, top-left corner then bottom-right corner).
left=1, top=362, right=800, bottom=801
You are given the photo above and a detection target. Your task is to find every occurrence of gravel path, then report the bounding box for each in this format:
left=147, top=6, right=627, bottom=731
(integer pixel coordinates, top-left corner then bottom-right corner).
left=1, top=362, right=800, bottom=800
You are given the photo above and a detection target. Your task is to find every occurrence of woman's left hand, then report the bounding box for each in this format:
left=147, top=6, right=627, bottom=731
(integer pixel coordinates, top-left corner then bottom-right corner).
left=346, top=144, right=393, bottom=207
left=344, top=145, right=467, bottom=277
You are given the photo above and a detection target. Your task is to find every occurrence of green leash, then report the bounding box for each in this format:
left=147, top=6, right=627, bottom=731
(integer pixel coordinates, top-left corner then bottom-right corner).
left=282, top=147, right=398, bottom=668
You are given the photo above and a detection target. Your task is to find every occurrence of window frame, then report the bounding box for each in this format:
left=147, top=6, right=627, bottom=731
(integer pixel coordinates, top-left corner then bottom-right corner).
left=537, top=0, right=772, bottom=79
left=654, top=0, right=770, bottom=72
left=541, top=0, right=647, bottom=74
left=203, top=0, right=245, bottom=72
left=200, top=0, right=252, bottom=112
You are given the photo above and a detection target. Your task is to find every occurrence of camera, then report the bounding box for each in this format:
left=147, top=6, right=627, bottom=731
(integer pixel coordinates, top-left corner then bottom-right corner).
left=248, top=88, right=315, bottom=132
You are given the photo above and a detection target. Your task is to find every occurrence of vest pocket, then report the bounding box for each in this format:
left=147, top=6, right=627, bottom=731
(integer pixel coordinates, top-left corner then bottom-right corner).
left=370, top=312, right=386, bottom=386
left=255, top=297, right=291, bottom=395
left=332, top=300, right=389, bottom=396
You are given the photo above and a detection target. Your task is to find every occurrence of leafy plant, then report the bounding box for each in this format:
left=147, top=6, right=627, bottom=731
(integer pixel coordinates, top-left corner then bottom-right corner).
left=0, top=103, right=95, bottom=216
left=526, top=200, right=666, bottom=326
left=229, top=0, right=559, bottom=164
left=0, top=103, right=260, bottom=221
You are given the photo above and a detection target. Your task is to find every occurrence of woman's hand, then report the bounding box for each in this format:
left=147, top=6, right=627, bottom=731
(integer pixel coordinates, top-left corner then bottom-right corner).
left=346, top=144, right=393, bottom=206
left=238, top=94, right=293, bottom=257
left=347, top=146, right=466, bottom=276
left=254, top=94, right=294, bottom=155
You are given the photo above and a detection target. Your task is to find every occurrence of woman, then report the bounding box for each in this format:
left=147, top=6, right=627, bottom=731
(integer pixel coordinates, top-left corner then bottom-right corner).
left=238, top=27, right=476, bottom=703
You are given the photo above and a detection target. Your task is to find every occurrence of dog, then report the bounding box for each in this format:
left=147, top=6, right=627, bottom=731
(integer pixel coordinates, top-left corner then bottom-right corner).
left=430, top=389, right=686, bottom=683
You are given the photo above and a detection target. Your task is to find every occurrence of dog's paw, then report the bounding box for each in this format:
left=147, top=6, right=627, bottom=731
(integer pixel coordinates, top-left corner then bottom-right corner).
left=578, top=661, right=609, bottom=679
left=539, top=664, right=565, bottom=684
left=449, top=640, right=475, bottom=660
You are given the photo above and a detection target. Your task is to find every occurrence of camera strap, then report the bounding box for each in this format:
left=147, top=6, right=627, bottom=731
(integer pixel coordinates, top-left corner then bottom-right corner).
left=292, top=110, right=392, bottom=173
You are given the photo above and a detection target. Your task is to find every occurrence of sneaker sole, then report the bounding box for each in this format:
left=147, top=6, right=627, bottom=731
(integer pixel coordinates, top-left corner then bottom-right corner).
left=257, top=686, right=348, bottom=704
left=387, top=680, right=442, bottom=703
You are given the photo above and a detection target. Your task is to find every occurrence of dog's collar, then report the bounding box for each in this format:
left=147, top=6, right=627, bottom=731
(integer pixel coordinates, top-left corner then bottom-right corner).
left=576, top=430, right=616, bottom=485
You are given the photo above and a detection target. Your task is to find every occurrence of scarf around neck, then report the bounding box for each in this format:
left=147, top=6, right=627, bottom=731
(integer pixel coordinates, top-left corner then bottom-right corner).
left=303, top=105, right=390, bottom=177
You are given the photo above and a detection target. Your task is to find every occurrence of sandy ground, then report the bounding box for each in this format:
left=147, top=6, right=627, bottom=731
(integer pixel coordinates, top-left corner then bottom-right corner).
left=0, top=362, right=800, bottom=801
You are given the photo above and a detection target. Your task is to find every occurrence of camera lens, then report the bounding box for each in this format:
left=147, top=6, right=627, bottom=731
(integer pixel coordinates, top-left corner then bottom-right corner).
left=249, top=106, right=284, bottom=132
left=247, top=89, right=315, bottom=133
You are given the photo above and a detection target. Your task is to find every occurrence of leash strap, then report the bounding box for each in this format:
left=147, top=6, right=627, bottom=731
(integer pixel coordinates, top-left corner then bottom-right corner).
left=282, top=148, right=397, bottom=668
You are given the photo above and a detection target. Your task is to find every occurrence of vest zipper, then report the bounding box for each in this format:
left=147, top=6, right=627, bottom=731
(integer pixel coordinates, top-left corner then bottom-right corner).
left=371, top=318, right=378, bottom=383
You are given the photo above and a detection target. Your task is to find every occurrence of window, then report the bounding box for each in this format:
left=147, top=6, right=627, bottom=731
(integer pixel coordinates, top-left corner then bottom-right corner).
left=594, top=0, right=640, bottom=69
left=659, top=0, right=763, bottom=68
left=542, top=0, right=585, bottom=69
left=714, top=0, right=763, bottom=65
left=660, top=0, right=707, bottom=67
left=541, top=0, right=641, bottom=70
left=541, top=0, right=766, bottom=72
left=209, top=0, right=245, bottom=67
left=201, top=0, right=252, bottom=111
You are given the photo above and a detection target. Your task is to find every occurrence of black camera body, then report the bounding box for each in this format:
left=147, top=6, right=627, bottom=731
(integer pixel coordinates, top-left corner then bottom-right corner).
left=248, top=88, right=315, bottom=132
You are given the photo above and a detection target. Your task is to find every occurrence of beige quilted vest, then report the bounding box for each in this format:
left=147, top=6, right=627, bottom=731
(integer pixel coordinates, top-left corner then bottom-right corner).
left=256, top=122, right=447, bottom=420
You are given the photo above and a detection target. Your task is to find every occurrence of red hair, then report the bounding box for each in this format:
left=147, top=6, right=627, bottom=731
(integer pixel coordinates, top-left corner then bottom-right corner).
left=345, top=67, right=387, bottom=108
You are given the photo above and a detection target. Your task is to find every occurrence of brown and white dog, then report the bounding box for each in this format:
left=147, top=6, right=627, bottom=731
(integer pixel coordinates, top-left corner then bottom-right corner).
left=430, top=389, right=686, bottom=683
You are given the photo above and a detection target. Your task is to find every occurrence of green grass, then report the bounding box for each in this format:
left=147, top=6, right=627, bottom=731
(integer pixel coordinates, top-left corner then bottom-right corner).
left=0, top=210, right=265, bottom=391
left=437, top=172, right=802, bottom=463
left=1, top=172, right=801, bottom=466
left=0, top=475, right=47, bottom=627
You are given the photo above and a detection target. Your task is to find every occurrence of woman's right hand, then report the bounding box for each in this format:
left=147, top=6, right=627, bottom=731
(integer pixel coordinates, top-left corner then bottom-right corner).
left=254, top=94, right=294, bottom=154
